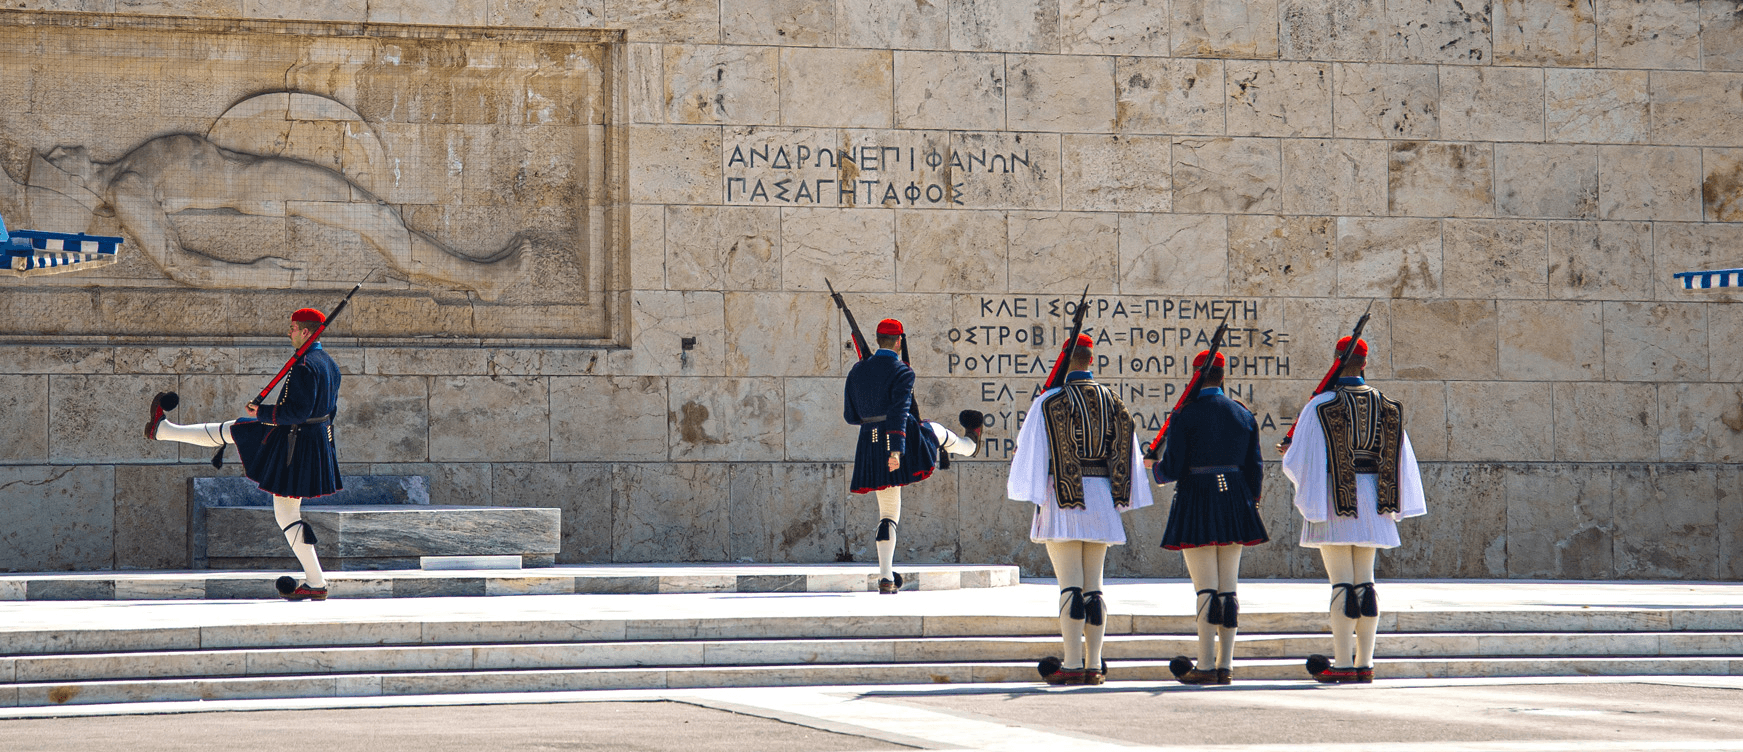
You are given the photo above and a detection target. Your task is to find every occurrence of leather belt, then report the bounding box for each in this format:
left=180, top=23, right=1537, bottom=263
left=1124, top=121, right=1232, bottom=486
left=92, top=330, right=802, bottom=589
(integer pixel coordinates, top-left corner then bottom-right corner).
left=1189, top=465, right=1240, bottom=475
left=1080, top=459, right=1109, bottom=478
left=284, top=414, right=334, bottom=467
left=856, top=415, right=886, bottom=425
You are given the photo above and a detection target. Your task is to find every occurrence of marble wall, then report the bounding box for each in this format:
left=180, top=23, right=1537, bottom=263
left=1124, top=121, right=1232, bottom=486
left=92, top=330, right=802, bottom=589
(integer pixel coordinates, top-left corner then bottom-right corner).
left=3, top=0, right=1742, bottom=580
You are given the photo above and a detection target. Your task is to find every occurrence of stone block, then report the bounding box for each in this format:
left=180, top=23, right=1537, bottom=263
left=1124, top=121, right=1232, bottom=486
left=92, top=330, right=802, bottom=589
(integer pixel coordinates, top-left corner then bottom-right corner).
left=630, top=203, right=665, bottom=290
left=51, top=375, right=179, bottom=464
left=1384, top=0, right=1491, bottom=63
left=1119, top=213, right=1228, bottom=295
left=427, top=376, right=549, bottom=462
left=844, top=293, right=957, bottom=375
left=1611, top=464, right=1720, bottom=579
left=1705, top=148, right=1743, bottom=222
left=207, top=505, right=558, bottom=560
left=1061, top=135, right=1173, bottom=212
left=1505, top=464, right=1613, bottom=579
left=551, top=377, right=669, bottom=462
left=333, top=375, right=427, bottom=463
left=722, top=0, right=833, bottom=45
left=1008, top=54, right=1115, bottom=133
left=894, top=51, right=1004, bottom=131
left=1654, top=223, right=1743, bottom=301
left=1333, top=63, right=1438, bottom=140
left=1713, top=304, right=1743, bottom=383
left=1658, top=384, right=1743, bottom=463
left=1550, top=383, right=1658, bottom=461
left=1651, top=72, right=1743, bottom=148
left=1388, top=141, right=1493, bottom=218
left=844, top=467, right=960, bottom=565
left=783, top=377, right=856, bottom=462
left=492, top=463, right=613, bottom=564
left=629, top=125, right=721, bottom=205
left=1546, top=69, right=1649, bottom=144
left=1277, top=299, right=1395, bottom=381
left=629, top=43, right=664, bottom=125
left=780, top=208, right=895, bottom=291
left=1113, top=59, right=1222, bottom=138
left=1391, top=299, right=1498, bottom=380
left=1495, top=144, right=1598, bottom=220
left=668, top=377, right=785, bottom=461
left=725, top=292, right=839, bottom=376
left=663, top=45, right=779, bottom=125
left=1061, top=0, right=1169, bottom=55
left=370, top=463, right=491, bottom=506
left=780, top=47, right=891, bottom=128
left=1007, top=212, right=1120, bottom=293
left=1493, top=0, right=1596, bottom=64
left=728, top=463, right=847, bottom=562
left=1446, top=382, right=1553, bottom=461
left=950, top=0, right=1060, bottom=52
left=488, top=0, right=602, bottom=25
left=1333, top=217, right=1442, bottom=298
left=950, top=131, right=1062, bottom=210
left=1385, top=380, right=1449, bottom=461
left=1602, top=302, right=1707, bottom=381
left=1439, top=67, right=1544, bottom=142
left=839, top=0, right=949, bottom=48
left=116, top=464, right=243, bottom=570
left=0, top=466, right=113, bottom=572
left=245, top=0, right=366, bottom=21
left=0, top=346, right=113, bottom=375
left=1106, top=480, right=1181, bottom=578
left=1705, top=0, right=1743, bottom=71
left=1281, top=138, right=1389, bottom=216
left=1596, top=0, right=1701, bottom=70
left=1277, top=0, right=1384, bottom=61
left=896, top=209, right=1008, bottom=292
left=611, top=291, right=726, bottom=377
left=1171, top=0, right=1280, bottom=57
left=1226, top=216, right=1334, bottom=297
left=612, top=463, right=731, bottom=561
left=1388, top=463, right=1507, bottom=579
left=665, top=205, right=781, bottom=291
left=606, top=0, right=722, bottom=44
left=0, top=375, right=47, bottom=462
left=113, top=348, right=238, bottom=375
left=1548, top=221, right=1652, bottom=301
left=358, top=349, right=483, bottom=377
left=1498, top=300, right=1603, bottom=381
left=1226, top=61, right=1332, bottom=138
left=1443, top=219, right=1549, bottom=299
left=1172, top=137, right=1280, bottom=214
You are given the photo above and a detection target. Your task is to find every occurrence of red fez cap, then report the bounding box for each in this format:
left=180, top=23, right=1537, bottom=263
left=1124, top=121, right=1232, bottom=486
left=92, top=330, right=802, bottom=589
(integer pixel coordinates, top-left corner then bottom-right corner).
left=1063, top=333, right=1094, bottom=352
left=291, top=308, right=326, bottom=324
left=1336, top=336, right=1368, bottom=357
left=1192, top=350, right=1226, bottom=368
left=876, top=318, right=903, bottom=336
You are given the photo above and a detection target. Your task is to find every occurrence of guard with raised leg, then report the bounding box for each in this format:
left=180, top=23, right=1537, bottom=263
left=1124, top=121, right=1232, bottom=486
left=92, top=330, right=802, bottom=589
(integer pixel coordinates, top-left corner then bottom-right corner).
left=1281, top=335, right=1427, bottom=683
left=147, top=305, right=349, bottom=602
left=1008, top=332, right=1153, bottom=686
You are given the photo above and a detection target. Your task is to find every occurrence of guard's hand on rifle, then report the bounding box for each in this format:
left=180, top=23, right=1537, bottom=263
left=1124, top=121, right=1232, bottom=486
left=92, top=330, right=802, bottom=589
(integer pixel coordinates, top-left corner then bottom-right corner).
left=1143, top=459, right=1155, bottom=470
left=887, top=452, right=901, bottom=471
left=245, top=403, right=258, bottom=419
left=1275, top=439, right=1290, bottom=456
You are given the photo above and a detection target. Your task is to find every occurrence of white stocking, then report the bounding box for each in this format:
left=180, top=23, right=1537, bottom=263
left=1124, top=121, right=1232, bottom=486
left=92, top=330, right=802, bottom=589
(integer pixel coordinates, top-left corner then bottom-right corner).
left=273, top=496, right=326, bottom=588
left=1046, top=541, right=1086, bottom=670
left=154, top=419, right=234, bottom=448
left=928, top=422, right=977, bottom=457
left=1216, top=544, right=1243, bottom=669
left=1081, top=542, right=1108, bottom=671
left=1181, top=546, right=1219, bottom=668
left=1352, top=546, right=1379, bottom=669
left=1320, top=545, right=1358, bottom=669
left=874, top=487, right=900, bottom=581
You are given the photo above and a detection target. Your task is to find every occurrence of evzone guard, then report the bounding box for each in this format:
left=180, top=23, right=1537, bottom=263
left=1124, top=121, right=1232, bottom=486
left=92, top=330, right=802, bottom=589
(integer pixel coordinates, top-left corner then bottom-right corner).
left=1150, top=349, right=1269, bottom=685
left=1008, top=334, right=1153, bottom=685
left=842, top=317, right=983, bottom=594
left=147, top=305, right=349, bottom=601
left=1281, top=334, right=1427, bottom=683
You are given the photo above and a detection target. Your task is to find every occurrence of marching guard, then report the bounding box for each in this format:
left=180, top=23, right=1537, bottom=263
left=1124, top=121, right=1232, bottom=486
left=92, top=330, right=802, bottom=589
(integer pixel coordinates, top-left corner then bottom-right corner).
left=844, top=318, right=982, bottom=594
left=1007, top=335, right=1153, bottom=685
left=148, top=307, right=343, bottom=601
left=1281, top=336, right=1426, bottom=683
left=1153, top=350, right=1269, bottom=685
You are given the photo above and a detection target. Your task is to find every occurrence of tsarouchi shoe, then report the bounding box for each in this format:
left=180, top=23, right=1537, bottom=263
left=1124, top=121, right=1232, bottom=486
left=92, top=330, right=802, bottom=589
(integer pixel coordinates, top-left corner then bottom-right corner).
left=1045, top=668, right=1086, bottom=686
left=877, top=572, right=905, bottom=594
left=1357, top=666, right=1375, bottom=683
left=1082, top=668, right=1105, bottom=685
left=1216, top=668, right=1232, bottom=685
left=145, top=391, right=178, bottom=440
left=276, top=576, right=328, bottom=602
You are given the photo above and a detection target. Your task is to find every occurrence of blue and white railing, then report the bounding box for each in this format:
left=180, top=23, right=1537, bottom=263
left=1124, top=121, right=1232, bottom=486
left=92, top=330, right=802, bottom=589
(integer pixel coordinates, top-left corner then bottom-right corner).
left=2, top=212, right=125, bottom=273
left=1673, top=268, right=1743, bottom=291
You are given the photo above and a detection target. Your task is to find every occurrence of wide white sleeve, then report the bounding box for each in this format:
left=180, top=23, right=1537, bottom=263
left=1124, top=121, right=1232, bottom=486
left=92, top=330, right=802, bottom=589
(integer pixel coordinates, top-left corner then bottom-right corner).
left=1391, top=431, right=1427, bottom=520
left=1281, top=392, right=1335, bottom=523
left=1006, top=390, right=1058, bottom=507
left=1122, top=433, right=1155, bottom=511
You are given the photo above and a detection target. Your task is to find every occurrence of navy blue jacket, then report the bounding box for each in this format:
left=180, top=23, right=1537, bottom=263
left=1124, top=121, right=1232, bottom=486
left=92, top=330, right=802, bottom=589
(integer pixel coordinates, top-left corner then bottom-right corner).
left=1155, top=388, right=1263, bottom=501
left=231, top=344, right=343, bottom=499
left=844, top=349, right=938, bottom=492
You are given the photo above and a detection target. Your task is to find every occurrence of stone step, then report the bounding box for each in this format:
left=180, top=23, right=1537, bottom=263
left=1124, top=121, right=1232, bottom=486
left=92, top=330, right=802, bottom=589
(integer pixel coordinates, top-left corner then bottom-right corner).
left=7, top=608, right=1742, bottom=657
left=0, top=564, right=1021, bottom=601
left=9, top=632, right=1743, bottom=684
left=7, top=655, right=1741, bottom=707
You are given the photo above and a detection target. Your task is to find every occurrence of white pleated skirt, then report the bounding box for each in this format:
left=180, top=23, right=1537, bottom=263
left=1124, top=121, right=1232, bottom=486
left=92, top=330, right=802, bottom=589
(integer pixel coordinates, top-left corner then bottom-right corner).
left=1030, top=477, right=1128, bottom=546
left=1298, top=474, right=1402, bottom=549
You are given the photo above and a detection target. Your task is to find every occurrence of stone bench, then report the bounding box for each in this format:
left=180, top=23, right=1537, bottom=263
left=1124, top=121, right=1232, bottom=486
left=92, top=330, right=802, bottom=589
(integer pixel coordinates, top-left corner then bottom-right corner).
left=190, top=477, right=560, bottom=570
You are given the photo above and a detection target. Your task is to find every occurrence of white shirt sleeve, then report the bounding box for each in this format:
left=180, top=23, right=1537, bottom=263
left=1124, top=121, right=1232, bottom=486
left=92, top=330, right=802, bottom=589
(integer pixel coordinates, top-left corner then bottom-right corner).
left=1122, top=433, right=1155, bottom=512
left=1006, top=390, right=1058, bottom=507
left=1391, top=431, right=1428, bottom=520
left=1282, top=392, right=1336, bottom=523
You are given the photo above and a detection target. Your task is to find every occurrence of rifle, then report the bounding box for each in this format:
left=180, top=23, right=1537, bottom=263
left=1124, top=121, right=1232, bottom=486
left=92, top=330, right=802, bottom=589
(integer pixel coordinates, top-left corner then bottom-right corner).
left=1278, top=299, right=1375, bottom=452
left=1144, top=302, right=1235, bottom=461
left=1041, top=286, right=1093, bottom=392
left=214, top=281, right=364, bottom=468
left=827, top=278, right=948, bottom=469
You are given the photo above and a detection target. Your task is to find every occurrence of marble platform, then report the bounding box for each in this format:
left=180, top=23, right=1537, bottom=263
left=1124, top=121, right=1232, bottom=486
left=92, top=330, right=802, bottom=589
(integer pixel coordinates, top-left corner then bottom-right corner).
left=205, top=506, right=561, bottom=571
left=0, top=563, right=1022, bottom=601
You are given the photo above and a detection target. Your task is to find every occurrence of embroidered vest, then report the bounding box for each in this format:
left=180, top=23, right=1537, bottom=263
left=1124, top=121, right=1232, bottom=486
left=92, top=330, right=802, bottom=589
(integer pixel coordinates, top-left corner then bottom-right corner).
left=1314, top=385, right=1404, bottom=517
left=1041, top=380, right=1135, bottom=509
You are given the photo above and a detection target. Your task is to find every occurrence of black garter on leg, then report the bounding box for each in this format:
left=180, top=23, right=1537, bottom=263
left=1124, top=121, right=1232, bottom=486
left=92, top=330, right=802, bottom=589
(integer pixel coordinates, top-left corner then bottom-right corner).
left=1082, top=590, right=1106, bottom=627
left=283, top=520, right=319, bottom=545
left=1199, top=588, right=1221, bottom=625
left=876, top=518, right=896, bottom=541
left=1331, top=582, right=1359, bottom=619
left=1217, top=592, right=1238, bottom=628
left=1354, top=583, right=1378, bottom=617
